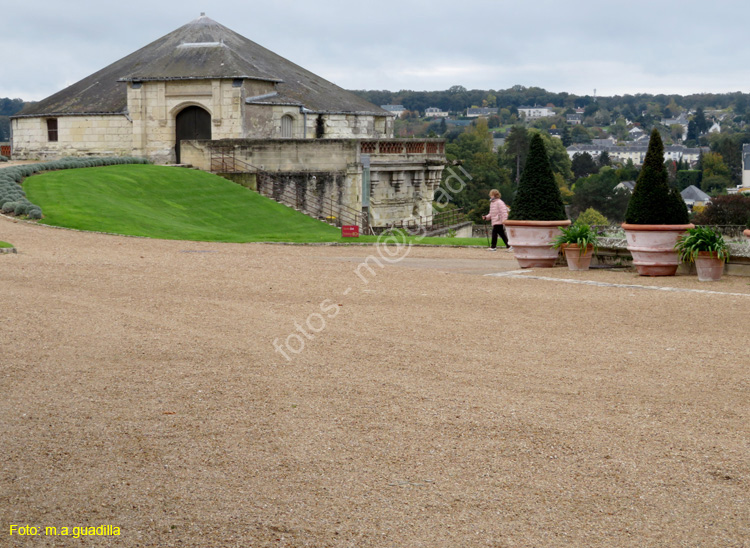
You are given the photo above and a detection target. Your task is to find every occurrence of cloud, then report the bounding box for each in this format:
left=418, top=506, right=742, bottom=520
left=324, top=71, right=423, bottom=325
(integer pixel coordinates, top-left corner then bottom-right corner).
left=3, top=0, right=750, bottom=100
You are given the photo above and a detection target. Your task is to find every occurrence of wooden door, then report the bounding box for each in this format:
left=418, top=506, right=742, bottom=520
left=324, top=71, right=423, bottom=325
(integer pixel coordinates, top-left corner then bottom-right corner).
left=175, top=106, right=211, bottom=163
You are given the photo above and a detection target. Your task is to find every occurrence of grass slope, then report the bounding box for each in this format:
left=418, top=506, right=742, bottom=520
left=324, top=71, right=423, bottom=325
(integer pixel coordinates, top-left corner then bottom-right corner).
left=24, top=165, right=351, bottom=243
left=23, top=164, right=489, bottom=246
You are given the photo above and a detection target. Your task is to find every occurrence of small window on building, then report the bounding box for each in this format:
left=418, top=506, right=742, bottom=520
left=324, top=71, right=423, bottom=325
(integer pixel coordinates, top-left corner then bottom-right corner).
left=281, top=115, right=293, bottom=138
left=47, top=119, right=58, bottom=142
left=232, top=78, right=243, bottom=88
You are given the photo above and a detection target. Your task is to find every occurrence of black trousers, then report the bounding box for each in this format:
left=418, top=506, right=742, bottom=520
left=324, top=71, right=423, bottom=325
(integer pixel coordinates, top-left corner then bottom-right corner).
left=491, top=224, right=509, bottom=248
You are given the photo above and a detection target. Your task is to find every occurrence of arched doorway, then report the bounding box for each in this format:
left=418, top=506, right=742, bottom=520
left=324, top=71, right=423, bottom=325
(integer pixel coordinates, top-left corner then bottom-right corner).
left=175, top=106, right=211, bottom=163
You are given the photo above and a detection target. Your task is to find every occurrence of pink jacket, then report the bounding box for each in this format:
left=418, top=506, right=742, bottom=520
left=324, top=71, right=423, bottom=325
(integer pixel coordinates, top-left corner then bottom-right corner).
left=485, top=198, right=508, bottom=225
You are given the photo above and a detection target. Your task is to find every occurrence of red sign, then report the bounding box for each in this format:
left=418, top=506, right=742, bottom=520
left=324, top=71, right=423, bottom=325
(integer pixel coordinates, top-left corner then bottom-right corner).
left=342, top=225, right=359, bottom=238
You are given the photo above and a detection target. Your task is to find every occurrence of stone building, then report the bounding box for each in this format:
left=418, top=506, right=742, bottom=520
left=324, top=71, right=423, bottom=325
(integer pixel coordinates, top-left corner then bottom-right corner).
left=11, top=14, right=446, bottom=228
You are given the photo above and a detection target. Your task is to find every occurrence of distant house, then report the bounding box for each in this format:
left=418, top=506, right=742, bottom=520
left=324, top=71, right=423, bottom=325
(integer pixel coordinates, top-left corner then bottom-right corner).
left=681, top=185, right=710, bottom=210
left=381, top=105, right=407, bottom=117
left=737, top=144, right=750, bottom=191
left=592, top=137, right=616, bottom=147
left=615, top=180, right=636, bottom=193
left=567, top=142, right=703, bottom=166
left=466, top=107, right=498, bottom=118
left=629, top=126, right=645, bottom=139
left=567, top=113, right=582, bottom=125
left=424, top=107, right=449, bottom=118
left=566, top=144, right=608, bottom=160
left=518, top=105, right=555, bottom=120
left=709, top=121, right=721, bottom=133
left=661, top=112, right=689, bottom=141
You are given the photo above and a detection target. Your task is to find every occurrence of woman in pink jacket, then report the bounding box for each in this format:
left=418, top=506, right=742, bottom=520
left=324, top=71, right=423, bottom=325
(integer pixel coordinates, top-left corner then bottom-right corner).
left=482, top=189, right=510, bottom=251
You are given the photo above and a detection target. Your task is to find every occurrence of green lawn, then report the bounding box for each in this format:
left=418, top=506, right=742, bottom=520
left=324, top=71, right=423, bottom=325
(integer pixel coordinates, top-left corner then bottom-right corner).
left=0, top=241, right=13, bottom=248
left=23, top=164, right=489, bottom=245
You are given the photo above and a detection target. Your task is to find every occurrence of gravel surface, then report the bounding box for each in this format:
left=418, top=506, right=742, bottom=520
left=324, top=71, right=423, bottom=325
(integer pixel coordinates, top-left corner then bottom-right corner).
left=2, top=217, right=749, bottom=548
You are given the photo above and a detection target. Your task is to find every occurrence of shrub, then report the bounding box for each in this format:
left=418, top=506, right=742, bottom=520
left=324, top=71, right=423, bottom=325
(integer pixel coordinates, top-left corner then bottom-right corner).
left=692, top=194, right=750, bottom=226
left=675, top=226, right=730, bottom=263
left=508, top=133, right=567, bottom=221
left=2, top=202, right=19, bottom=214
left=26, top=207, right=43, bottom=219
left=577, top=207, right=609, bottom=226
left=624, top=129, right=690, bottom=225
left=0, top=155, right=8, bottom=162
left=553, top=222, right=600, bottom=254
left=13, top=202, right=30, bottom=216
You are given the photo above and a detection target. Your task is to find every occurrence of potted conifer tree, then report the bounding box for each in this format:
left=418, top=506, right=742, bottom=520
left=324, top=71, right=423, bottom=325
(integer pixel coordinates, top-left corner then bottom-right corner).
left=506, top=133, right=571, bottom=268
left=622, top=129, right=693, bottom=276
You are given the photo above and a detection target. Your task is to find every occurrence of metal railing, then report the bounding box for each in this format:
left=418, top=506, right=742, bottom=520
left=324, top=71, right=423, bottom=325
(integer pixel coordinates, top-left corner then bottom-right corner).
left=257, top=177, right=363, bottom=229
left=210, top=148, right=254, bottom=173
left=380, top=207, right=468, bottom=234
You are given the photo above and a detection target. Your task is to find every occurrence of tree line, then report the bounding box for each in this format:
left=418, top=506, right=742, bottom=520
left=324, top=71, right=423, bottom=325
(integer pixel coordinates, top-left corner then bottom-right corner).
left=351, top=86, right=750, bottom=125
left=0, top=98, right=27, bottom=142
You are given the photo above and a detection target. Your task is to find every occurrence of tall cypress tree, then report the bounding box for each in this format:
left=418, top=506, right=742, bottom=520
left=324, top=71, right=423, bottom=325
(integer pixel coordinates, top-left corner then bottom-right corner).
left=508, top=133, right=567, bottom=221
left=624, top=129, right=689, bottom=225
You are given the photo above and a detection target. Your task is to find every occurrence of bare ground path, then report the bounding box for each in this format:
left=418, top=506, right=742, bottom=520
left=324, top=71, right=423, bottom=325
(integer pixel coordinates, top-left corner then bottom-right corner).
left=1, top=217, right=749, bottom=547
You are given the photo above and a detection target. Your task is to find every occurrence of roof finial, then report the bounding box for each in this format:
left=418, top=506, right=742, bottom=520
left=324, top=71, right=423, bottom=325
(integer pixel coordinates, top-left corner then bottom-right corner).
left=200, top=12, right=206, bottom=17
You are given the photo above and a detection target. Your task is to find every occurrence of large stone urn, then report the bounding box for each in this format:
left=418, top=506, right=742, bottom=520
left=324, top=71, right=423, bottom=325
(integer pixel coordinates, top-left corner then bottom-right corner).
left=622, top=223, right=694, bottom=276
left=744, top=229, right=750, bottom=241
left=506, top=219, right=571, bottom=268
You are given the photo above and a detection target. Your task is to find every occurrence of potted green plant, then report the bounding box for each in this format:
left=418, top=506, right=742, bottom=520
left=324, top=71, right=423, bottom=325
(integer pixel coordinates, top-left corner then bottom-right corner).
left=553, top=222, right=599, bottom=271
left=675, top=226, right=730, bottom=281
left=622, top=128, right=693, bottom=276
left=505, top=133, right=570, bottom=268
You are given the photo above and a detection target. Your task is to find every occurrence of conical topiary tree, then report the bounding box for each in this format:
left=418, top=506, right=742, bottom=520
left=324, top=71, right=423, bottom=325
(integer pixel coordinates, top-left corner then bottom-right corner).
left=508, top=133, right=567, bottom=221
left=624, top=128, right=689, bottom=225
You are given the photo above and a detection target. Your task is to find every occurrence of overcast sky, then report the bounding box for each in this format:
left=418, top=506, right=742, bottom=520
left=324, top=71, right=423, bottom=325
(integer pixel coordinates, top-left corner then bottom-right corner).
left=3, top=0, right=750, bottom=102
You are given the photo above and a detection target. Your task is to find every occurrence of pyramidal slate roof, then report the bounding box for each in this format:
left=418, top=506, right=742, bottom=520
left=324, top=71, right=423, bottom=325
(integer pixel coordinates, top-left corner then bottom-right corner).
left=17, top=15, right=386, bottom=117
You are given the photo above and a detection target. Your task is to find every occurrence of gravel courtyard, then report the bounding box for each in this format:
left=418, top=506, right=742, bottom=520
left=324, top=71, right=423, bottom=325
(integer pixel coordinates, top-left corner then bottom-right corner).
left=2, top=217, right=749, bottom=547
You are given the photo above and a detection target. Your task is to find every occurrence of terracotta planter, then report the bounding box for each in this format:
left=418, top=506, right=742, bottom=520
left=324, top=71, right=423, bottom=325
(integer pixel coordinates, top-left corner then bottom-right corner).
left=694, top=251, right=725, bottom=282
left=744, top=229, right=750, bottom=241
left=622, top=223, right=694, bottom=276
left=506, top=219, right=572, bottom=268
left=561, top=244, right=594, bottom=271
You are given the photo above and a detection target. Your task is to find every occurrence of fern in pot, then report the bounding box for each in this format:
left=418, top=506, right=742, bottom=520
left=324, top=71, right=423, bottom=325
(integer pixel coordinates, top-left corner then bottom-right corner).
left=675, top=226, right=729, bottom=281
left=553, top=222, right=599, bottom=271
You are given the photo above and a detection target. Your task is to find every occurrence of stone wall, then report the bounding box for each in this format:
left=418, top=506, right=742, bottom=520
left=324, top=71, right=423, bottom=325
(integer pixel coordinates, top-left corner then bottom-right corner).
left=11, top=115, right=132, bottom=160
left=243, top=108, right=393, bottom=140
left=256, top=171, right=359, bottom=225
left=181, top=138, right=358, bottom=173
